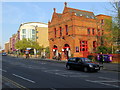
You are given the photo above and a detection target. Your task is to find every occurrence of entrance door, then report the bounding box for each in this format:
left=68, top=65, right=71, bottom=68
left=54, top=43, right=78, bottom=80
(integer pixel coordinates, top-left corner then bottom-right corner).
left=64, top=44, right=70, bottom=59
left=53, top=45, right=58, bottom=58
left=80, top=41, right=89, bottom=57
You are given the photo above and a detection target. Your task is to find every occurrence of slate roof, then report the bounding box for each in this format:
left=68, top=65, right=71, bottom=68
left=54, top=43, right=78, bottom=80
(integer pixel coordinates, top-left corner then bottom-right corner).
left=67, top=7, right=95, bottom=19
left=55, top=7, right=96, bottom=19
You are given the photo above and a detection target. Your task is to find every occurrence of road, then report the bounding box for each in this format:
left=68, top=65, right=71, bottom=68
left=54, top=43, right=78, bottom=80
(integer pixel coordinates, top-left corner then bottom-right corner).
left=2, top=56, right=120, bottom=89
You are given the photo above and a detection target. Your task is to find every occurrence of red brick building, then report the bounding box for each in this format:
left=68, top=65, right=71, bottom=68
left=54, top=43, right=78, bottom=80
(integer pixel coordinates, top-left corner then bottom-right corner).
left=4, top=42, right=9, bottom=53
left=48, top=2, right=112, bottom=60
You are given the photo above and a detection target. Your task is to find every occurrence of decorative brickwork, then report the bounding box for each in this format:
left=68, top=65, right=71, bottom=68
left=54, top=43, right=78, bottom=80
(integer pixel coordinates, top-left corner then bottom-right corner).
left=48, top=2, right=112, bottom=60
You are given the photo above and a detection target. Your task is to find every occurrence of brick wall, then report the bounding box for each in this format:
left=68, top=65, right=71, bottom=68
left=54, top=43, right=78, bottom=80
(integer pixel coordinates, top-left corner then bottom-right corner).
left=48, top=3, right=112, bottom=60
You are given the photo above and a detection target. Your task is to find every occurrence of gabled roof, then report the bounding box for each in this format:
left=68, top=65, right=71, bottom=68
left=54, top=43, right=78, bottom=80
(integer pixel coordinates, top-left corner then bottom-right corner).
left=65, top=7, right=95, bottom=19
left=67, top=7, right=93, bottom=13
left=96, top=14, right=111, bottom=17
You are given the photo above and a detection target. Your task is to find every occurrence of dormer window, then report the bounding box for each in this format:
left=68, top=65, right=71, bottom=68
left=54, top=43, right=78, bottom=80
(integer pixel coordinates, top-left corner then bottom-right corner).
left=80, top=14, right=82, bottom=16
left=91, top=16, right=95, bottom=19
left=86, top=16, right=89, bottom=18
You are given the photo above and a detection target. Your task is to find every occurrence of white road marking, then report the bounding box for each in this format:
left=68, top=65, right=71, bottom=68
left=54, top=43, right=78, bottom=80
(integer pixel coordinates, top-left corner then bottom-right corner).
left=0, top=69, right=7, bottom=72
left=39, top=67, right=47, bottom=70
left=69, top=75, right=88, bottom=77
left=86, top=80, right=119, bottom=82
left=50, top=88, right=57, bottom=90
left=58, top=74, right=68, bottom=77
left=12, top=74, right=35, bottom=83
left=42, top=69, right=89, bottom=77
left=57, top=72, right=75, bottom=74
left=41, top=63, right=46, bottom=64
left=43, top=70, right=60, bottom=72
left=98, top=77, right=120, bottom=81
left=86, top=80, right=119, bottom=88
left=98, top=82, right=119, bottom=88
left=52, top=70, right=61, bottom=71
left=28, top=66, right=33, bottom=68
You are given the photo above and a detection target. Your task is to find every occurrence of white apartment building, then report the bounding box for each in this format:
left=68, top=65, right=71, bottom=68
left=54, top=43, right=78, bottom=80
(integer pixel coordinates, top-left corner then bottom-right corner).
left=18, top=22, right=48, bottom=41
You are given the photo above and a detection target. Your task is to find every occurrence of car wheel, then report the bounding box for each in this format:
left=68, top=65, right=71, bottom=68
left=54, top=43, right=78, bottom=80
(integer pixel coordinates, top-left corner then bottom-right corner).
left=66, top=65, right=71, bottom=70
left=95, top=70, right=99, bottom=72
left=84, top=67, right=88, bottom=72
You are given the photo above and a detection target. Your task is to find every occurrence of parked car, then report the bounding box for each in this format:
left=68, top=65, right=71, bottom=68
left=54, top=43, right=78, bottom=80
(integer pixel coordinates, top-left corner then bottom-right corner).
left=2, top=52, right=7, bottom=56
left=66, top=57, right=101, bottom=72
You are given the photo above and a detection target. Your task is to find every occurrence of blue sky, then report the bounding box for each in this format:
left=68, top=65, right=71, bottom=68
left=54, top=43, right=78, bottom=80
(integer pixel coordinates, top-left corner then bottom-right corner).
left=2, top=2, right=114, bottom=49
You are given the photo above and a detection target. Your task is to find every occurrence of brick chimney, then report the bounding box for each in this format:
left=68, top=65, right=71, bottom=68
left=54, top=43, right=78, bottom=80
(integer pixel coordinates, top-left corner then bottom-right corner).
left=53, top=8, right=56, bottom=13
left=64, top=2, right=67, bottom=7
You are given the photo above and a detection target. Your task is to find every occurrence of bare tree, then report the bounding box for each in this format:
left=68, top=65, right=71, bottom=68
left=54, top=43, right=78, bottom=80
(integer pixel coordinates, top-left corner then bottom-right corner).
left=96, top=1, right=120, bottom=53
left=109, top=1, right=120, bottom=53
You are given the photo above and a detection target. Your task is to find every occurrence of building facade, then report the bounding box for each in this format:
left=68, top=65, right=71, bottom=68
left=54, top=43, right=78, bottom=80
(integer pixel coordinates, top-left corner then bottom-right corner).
left=48, top=2, right=111, bottom=60
left=4, top=42, right=9, bottom=53
left=9, top=37, right=12, bottom=52
left=9, top=34, right=18, bottom=52
left=18, top=22, right=49, bottom=48
left=36, top=26, right=49, bottom=48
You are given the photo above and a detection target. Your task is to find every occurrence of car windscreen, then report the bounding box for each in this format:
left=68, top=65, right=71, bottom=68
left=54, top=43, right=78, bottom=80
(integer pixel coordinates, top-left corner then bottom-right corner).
left=81, top=58, right=92, bottom=62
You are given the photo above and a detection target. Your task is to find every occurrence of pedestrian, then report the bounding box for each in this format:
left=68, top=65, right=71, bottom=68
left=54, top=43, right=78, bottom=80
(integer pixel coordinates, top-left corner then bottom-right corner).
left=25, top=51, right=29, bottom=59
left=58, top=53, right=61, bottom=61
left=16, top=51, right=19, bottom=58
left=99, top=52, right=104, bottom=64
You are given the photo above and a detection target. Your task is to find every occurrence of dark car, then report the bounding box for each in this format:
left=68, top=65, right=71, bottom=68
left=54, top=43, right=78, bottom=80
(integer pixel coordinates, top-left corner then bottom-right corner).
left=66, top=57, right=101, bottom=72
left=2, top=52, right=7, bottom=56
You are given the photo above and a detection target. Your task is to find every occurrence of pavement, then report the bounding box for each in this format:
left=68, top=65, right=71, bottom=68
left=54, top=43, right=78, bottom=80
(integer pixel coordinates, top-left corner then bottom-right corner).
left=8, top=55, right=120, bottom=72
left=102, top=63, right=120, bottom=72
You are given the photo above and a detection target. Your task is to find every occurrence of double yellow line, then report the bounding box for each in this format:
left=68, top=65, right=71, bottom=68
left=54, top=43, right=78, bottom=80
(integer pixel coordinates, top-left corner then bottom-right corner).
left=2, top=76, right=30, bottom=90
